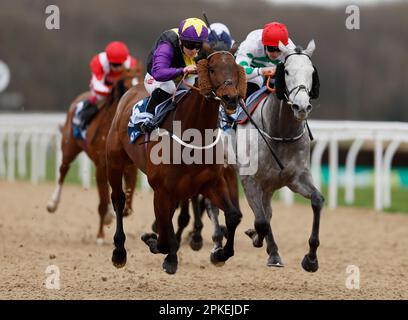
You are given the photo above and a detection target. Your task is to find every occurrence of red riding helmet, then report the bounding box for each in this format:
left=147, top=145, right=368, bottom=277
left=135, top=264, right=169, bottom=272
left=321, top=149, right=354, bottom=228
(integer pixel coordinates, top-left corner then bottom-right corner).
left=105, top=41, right=129, bottom=64
left=262, top=22, right=289, bottom=47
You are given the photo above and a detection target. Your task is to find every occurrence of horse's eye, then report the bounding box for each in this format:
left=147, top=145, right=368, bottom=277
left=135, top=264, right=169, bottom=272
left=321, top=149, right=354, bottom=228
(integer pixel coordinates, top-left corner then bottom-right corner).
left=285, top=69, right=289, bottom=76
left=209, top=69, right=215, bottom=75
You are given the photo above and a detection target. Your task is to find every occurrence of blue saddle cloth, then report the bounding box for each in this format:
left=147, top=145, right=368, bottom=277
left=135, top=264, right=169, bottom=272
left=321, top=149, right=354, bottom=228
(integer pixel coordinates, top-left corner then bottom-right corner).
left=127, top=90, right=188, bottom=143
left=72, top=101, right=87, bottom=140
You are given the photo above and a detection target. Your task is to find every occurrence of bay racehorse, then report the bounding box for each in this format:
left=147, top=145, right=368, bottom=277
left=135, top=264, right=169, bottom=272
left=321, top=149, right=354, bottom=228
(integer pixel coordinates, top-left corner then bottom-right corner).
left=46, top=66, right=142, bottom=244
left=235, top=40, right=324, bottom=272
left=106, top=43, right=247, bottom=274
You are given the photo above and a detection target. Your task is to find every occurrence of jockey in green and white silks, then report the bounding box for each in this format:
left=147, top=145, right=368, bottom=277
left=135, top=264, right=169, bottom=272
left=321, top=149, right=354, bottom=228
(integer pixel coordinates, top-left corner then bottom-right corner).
left=236, top=22, right=296, bottom=98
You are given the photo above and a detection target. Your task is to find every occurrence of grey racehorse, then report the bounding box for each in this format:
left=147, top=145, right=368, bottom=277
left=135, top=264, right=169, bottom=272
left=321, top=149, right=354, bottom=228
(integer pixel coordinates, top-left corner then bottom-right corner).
left=170, top=40, right=324, bottom=272
left=233, top=40, right=324, bottom=272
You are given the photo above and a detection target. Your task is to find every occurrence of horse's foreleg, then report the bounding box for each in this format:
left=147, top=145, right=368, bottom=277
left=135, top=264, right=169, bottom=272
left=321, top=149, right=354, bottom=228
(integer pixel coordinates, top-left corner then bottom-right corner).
left=203, top=177, right=242, bottom=266
left=175, top=199, right=190, bottom=246
left=204, top=198, right=224, bottom=256
left=47, top=136, right=81, bottom=213
left=241, top=176, right=269, bottom=247
left=289, top=171, right=324, bottom=273
left=123, top=165, right=137, bottom=217
left=107, top=153, right=127, bottom=268
left=262, top=192, right=284, bottom=267
left=189, top=195, right=204, bottom=251
left=152, top=191, right=178, bottom=274
left=95, top=164, right=114, bottom=245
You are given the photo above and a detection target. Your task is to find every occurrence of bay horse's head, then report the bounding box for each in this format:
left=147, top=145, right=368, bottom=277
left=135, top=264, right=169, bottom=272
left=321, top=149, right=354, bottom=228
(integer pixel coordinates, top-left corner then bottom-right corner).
left=275, top=40, right=320, bottom=121
left=108, top=66, right=142, bottom=105
left=196, top=42, right=246, bottom=115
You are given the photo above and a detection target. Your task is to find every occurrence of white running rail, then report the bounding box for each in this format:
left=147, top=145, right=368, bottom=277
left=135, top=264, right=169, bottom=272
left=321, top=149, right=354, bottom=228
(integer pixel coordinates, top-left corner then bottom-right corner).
left=1, top=114, right=408, bottom=211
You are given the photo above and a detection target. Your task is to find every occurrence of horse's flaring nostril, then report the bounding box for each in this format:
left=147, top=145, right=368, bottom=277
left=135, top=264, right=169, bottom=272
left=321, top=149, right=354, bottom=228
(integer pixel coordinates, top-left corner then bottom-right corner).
left=222, top=95, right=230, bottom=103
left=292, top=104, right=300, bottom=112
left=307, top=104, right=313, bottom=112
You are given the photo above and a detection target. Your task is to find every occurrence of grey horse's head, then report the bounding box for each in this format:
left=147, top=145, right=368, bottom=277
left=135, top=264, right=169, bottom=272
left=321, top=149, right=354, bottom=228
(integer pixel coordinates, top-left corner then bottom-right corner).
left=278, top=40, right=316, bottom=121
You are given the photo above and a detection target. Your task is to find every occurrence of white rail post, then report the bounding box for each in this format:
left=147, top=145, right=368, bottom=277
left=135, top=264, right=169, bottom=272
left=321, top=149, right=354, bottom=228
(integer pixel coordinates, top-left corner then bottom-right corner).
left=39, top=133, right=52, bottom=182
left=328, top=136, right=338, bottom=210
left=17, top=131, right=31, bottom=178
left=7, top=130, right=16, bottom=182
left=311, top=139, right=328, bottom=191
left=345, top=139, right=364, bottom=204
left=139, top=171, right=151, bottom=191
left=382, top=140, right=400, bottom=208
left=79, top=153, right=91, bottom=189
left=280, top=187, right=294, bottom=206
left=0, top=131, right=6, bottom=177
left=55, top=132, right=62, bottom=182
left=30, top=132, right=40, bottom=184
left=374, top=135, right=383, bottom=211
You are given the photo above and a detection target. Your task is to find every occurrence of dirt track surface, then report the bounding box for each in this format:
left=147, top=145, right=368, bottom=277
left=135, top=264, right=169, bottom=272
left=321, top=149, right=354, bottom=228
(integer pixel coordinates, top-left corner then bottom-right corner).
left=0, top=181, right=407, bottom=300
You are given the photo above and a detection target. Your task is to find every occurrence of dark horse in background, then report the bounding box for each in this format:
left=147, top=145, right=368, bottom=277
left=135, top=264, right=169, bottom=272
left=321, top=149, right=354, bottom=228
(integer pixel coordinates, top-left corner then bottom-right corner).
left=106, top=43, right=247, bottom=274
left=46, top=66, right=143, bottom=244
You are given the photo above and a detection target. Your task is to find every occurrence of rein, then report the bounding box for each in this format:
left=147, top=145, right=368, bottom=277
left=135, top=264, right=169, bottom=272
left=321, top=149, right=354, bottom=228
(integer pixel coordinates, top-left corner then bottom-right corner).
left=154, top=50, right=235, bottom=151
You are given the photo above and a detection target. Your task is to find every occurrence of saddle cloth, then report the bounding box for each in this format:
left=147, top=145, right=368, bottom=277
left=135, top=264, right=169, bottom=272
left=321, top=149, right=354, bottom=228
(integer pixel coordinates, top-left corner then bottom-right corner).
left=127, top=90, right=188, bottom=143
left=72, top=101, right=87, bottom=140
left=236, top=86, right=270, bottom=125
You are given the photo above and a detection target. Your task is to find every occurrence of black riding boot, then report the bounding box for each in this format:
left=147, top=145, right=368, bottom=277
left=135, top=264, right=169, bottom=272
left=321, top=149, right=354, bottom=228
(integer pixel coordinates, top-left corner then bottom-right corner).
left=140, top=88, right=172, bottom=133
left=79, top=99, right=98, bottom=130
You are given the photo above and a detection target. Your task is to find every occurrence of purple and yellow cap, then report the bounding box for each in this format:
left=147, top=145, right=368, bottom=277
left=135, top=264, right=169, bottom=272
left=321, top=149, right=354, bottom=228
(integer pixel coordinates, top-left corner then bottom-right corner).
left=178, top=18, right=209, bottom=42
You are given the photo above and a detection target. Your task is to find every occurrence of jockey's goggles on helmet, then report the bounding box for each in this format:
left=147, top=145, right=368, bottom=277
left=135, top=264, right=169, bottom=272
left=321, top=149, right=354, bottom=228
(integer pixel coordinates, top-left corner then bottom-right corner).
left=110, top=62, right=123, bottom=68
left=266, top=46, right=280, bottom=53
left=181, top=40, right=202, bottom=50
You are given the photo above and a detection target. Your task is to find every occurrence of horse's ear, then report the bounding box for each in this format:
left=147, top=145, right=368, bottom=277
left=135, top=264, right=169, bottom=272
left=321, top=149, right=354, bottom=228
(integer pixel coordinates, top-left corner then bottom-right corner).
left=229, top=42, right=239, bottom=56
left=197, top=59, right=212, bottom=96
left=202, top=42, right=213, bottom=56
left=304, top=39, right=316, bottom=57
left=278, top=41, right=290, bottom=57
left=237, top=64, right=247, bottom=99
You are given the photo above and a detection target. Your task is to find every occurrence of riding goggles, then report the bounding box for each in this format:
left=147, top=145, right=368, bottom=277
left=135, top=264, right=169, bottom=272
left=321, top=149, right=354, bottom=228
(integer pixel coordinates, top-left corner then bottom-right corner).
left=181, top=40, right=202, bottom=50
left=266, top=46, right=280, bottom=53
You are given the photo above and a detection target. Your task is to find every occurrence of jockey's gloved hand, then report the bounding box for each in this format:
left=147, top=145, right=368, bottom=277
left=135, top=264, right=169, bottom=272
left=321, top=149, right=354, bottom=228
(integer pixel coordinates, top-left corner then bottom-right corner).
left=183, top=65, right=197, bottom=74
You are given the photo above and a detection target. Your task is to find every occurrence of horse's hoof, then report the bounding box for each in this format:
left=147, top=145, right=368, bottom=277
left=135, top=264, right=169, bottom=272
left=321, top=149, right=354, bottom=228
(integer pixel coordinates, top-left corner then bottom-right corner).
left=46, top=201, right=57, bottom=213
left=141, top=233, right=157, bottom=242
left=162, top=256, right=178, bottom=275
left=210, top=248, right=226, bottom=267
left=244, top=229, right=263, bottom=248
left=123, top=207, right=133, bottom=217
left=141, top=233, right=159, bottom=254
left=267, top=254, right=284, bottom=267
left=96, top=237, right=104, bottom=246
left=189, top=238, right=203, bottom=251
left=301, top=254, right=319, bottom=273
left=112, top=248, right=127, bottom=268
left=103, top=211, right=115, bottom=225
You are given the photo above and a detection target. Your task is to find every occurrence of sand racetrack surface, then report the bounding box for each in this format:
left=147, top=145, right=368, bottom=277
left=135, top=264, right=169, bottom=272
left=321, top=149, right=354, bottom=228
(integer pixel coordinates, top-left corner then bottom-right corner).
left=0, top=181, right=407, bottom=300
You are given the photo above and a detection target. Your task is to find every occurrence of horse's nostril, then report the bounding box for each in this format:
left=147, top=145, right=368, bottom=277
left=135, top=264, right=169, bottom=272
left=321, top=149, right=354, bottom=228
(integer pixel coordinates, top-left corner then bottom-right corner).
left=222, top=95, right=230, bottom=102
left=292, top=104, right=300, bottom=112
left=307, top=104, right=313, bottom=112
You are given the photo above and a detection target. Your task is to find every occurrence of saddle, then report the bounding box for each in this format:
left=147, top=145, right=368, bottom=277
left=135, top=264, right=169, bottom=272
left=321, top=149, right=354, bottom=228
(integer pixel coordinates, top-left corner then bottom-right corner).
left=127, top=90, right=189, bottom=143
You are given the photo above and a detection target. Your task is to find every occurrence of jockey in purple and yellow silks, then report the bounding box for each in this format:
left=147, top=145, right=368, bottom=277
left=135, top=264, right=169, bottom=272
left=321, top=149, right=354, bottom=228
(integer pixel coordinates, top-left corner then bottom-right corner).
left=140, top=18, right=209, bottom=133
